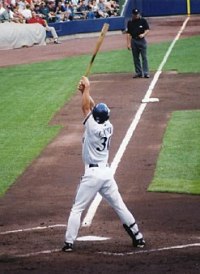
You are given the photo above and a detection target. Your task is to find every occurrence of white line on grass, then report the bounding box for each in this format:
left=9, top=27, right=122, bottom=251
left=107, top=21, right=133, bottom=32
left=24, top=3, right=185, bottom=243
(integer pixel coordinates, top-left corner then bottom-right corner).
left=82, top=16, right=190, bottom=227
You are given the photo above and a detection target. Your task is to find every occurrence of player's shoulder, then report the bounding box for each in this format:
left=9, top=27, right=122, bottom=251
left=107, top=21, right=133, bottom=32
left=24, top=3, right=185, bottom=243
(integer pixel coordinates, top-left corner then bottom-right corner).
left=140, top=17, right=148, bottom=23
left=105, top=119, right=112, bottom=126
left=104, top=120, right=113, bottom=131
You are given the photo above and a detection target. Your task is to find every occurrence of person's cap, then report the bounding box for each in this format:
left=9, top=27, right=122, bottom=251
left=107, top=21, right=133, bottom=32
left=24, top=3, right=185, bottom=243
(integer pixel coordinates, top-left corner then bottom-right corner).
left=132, top=9, right=140, bottom=15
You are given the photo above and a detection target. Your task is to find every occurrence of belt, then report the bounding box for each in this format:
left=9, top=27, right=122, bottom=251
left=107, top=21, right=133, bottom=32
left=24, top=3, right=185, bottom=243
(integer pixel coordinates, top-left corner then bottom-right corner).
left=86, top=163, right=109, bottom=168
left=89, top=164, right=99, bottom=168
left=132, top=37, right=144, bottom=40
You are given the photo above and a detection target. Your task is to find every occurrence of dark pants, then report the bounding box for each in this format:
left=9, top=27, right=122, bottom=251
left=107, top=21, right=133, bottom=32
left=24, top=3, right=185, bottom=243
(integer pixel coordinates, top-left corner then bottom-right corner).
left=131, top=38, right=149, bottom=76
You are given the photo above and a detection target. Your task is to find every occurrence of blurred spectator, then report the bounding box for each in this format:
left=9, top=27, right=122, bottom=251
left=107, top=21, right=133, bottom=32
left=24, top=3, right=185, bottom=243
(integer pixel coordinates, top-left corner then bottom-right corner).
left=55, top=1, right=73, bottom=22
left=27, top=10, right=61, bottom=43
left=96, top=0, right=108, bottom=18
left=17, top=0, right=26, bottom=11
left=39, top=1, right=50, bottom=21
left=87, top=0, right=98, bottom=17
left=34, top=3, right=46, bottom=18
left=0, top=0, right=10, bottom=21
left=105, top=0, right=119, bottom=16
left=9, top=3, right=24, bottom=22
left=64, top=1, right=74, bottom=20
left=86, top=5, right=94, bottom=19
left=20, top=3, right=32, bottom=20
left=47, top=1, right=57, bottom=22
left=5, top=5, right=15, bottom=21
left=76, top=0, right=88, bottom=19
left=55, top=1, right=64, bottom=21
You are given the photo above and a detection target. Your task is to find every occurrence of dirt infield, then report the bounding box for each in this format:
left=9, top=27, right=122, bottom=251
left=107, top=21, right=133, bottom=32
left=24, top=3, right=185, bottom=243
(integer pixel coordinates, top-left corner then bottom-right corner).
left=0, top=16, right=200, bottom=273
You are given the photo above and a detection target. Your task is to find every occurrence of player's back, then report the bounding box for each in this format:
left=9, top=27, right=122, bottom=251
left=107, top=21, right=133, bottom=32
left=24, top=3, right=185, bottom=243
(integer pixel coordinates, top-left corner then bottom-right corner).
left=82, top=115, right=113, bottom=165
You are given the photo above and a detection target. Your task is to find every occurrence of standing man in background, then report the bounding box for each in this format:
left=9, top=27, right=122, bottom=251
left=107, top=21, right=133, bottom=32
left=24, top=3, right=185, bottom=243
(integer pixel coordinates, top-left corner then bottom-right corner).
left=127, top=8, right=150, bottom=78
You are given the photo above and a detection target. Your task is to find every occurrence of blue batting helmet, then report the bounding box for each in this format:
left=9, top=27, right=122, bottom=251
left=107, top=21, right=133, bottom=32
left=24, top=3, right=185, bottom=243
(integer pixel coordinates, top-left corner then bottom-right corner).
left=92, top=103, right=110, bottom=124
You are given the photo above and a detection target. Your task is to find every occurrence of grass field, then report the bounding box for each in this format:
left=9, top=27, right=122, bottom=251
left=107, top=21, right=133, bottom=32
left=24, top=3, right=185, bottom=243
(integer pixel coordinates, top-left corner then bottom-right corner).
left=0, top=35, right=200, bottom=196
left=148, top=110, right=200, bottom=194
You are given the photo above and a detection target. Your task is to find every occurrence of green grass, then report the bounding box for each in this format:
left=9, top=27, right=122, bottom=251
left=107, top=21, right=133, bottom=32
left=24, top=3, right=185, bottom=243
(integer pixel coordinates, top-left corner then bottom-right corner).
left=164, top=35, right=200, bottom=72
left=0, top=35, right=200, bottom=196
left=148, top=111, right=200, bottom=194
left=0, top=57, right=87, bottom=196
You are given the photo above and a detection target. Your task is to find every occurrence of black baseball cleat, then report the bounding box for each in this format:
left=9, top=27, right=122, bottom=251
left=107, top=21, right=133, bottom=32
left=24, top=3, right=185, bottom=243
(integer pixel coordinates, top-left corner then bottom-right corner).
left=144, top=74, right=150, bottom=78
left=133, top=237, right=145, bottom=248
left=62, top=242, right=73, bottom=252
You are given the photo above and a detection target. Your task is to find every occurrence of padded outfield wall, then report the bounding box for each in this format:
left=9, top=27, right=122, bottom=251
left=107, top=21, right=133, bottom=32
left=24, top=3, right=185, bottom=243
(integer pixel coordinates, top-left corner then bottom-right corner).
left=49, top=0, right=200, bottom=37
left=125, top=0, right=200, bottom=17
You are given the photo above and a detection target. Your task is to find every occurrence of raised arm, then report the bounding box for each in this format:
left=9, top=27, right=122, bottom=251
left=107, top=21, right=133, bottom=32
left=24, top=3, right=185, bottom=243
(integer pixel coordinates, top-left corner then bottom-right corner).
left=78, top=76, right=95, bottom=117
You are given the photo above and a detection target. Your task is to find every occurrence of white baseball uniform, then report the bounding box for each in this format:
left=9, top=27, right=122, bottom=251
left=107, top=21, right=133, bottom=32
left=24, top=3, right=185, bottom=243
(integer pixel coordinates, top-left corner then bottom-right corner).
left=64, top=113, right=143, bottom=244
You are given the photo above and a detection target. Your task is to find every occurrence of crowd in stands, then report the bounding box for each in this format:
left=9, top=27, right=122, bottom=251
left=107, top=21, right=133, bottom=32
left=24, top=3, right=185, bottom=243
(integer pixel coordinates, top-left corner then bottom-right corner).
left=0, top=0, right=120, bottom=24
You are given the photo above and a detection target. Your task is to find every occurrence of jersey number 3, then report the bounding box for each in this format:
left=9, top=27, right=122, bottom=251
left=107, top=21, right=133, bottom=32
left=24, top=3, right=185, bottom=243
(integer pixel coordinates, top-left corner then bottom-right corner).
left=96, top=136, right=111, bottom=151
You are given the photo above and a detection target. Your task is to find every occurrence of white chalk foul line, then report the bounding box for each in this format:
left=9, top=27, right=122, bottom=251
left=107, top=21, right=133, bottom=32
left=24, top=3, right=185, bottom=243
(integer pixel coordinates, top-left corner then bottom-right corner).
left=82, top=16, right=190, bottom=228
left=0, top=224, right=66, bottom=235
left=13, top=248, right=61, bottom=258
left=1, top=242, right=199, bottom=259
left=142, top=16, right=190, bottom=102
left=98, top=243, right=200, bottom=256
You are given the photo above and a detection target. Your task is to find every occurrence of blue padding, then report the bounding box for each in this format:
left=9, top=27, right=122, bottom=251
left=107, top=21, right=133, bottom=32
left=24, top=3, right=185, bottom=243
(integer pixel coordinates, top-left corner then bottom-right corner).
left=48, top=17, right=126, bottom=37
left=142, top=0, right=187, bottom=16
left=191, top=0, right=200, bottom=14
left=122, top=0, right=200, bottom=18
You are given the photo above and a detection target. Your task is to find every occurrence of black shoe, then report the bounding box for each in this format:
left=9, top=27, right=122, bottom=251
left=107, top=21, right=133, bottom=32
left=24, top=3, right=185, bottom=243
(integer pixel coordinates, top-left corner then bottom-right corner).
left=62, top=242, right=73, bottom=252
left=54, top=39, right=61, bottom=44
left=144, top=74, right=150, bottom=78
left=133, top=74, right=143, bottom=78
left=133, top=237, right=145, bottom=248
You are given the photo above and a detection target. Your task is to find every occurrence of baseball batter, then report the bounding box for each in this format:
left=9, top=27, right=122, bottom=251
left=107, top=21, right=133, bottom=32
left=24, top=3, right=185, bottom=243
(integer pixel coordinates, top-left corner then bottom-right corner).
left=62, top=76, right=145, bottom=252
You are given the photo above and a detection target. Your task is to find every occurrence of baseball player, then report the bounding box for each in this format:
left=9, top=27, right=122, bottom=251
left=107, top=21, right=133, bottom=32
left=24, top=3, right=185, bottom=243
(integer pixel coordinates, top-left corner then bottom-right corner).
left=62, top=76, right=145, bottom=252
left=127, top=8, right=150, bottom=78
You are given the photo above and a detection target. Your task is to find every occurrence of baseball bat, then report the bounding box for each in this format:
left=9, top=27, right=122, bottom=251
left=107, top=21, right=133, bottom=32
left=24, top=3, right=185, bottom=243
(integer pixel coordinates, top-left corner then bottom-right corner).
left=85, top=23, right=109, bottom=77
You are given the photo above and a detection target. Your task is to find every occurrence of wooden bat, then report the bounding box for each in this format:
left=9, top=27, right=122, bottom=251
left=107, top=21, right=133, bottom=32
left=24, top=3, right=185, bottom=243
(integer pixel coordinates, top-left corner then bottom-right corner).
left=85, top=23, right=109, bottom=77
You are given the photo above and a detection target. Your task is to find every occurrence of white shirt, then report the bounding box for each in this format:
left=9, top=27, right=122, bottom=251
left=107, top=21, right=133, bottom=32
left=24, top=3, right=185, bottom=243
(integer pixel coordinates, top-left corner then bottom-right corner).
left=20, top=8, right=32, bottom=19
left=0, top=7, right=6, bottom=15
left=71, top=0, right=79, bottom=5
left=82, top=113, right=113, bottom=165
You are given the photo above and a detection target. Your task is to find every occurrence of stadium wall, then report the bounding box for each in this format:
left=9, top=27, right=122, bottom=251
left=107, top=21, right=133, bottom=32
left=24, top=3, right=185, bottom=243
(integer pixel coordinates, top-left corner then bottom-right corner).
left=48, top=16, right=126, bottom=37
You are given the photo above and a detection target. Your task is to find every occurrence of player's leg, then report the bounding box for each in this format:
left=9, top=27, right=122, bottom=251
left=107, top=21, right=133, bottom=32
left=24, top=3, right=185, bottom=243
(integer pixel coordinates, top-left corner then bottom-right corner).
left=99, top=175, right=145, bottom=247
left=131, top=39, right=142, bottom=77
left=45, top=26, right=60, bottom=43
left=63, top=170, right=101, bottom=250
left=140, top=40, right=149, bottom=77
